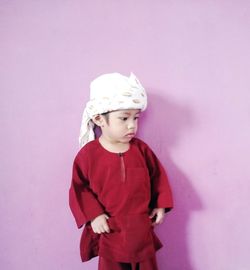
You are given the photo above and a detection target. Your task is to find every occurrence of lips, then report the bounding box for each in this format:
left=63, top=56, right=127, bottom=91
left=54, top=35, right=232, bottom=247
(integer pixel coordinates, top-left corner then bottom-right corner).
left=125, top=133, right=135, bottom=137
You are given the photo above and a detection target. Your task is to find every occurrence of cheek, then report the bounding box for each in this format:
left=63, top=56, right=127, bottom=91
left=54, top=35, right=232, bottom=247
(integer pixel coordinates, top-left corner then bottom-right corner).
left=110, top=122, right=123, bottom=132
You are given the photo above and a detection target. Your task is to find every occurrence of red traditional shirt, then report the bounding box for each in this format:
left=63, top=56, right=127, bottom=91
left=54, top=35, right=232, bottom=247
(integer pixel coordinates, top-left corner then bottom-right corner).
left=69, top=137, right=173, bottom=263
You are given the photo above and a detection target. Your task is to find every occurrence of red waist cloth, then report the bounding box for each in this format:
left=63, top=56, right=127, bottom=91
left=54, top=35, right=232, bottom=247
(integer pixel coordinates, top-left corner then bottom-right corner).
left=80, top=214, right=162, bottom=263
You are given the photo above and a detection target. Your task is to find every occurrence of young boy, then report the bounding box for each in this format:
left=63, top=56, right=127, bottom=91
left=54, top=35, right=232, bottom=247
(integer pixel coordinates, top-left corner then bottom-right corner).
left=69, top=72, right=173, bottom=270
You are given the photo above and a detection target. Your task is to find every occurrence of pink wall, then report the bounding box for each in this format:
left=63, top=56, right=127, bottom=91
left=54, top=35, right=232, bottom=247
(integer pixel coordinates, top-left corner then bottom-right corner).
left=1, top=1, right=250, bottom=269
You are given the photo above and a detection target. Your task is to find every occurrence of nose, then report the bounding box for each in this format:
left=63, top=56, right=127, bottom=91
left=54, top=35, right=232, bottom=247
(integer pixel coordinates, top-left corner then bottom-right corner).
left=127, top=121, right=135, bottom=130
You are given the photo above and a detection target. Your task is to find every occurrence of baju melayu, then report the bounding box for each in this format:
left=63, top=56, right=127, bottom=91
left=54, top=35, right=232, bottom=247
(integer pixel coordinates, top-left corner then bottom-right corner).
left=69, top=137, right=173, bottom=270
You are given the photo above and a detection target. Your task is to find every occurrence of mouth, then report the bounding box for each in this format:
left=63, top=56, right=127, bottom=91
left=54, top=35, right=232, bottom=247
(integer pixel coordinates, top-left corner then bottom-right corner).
left=125, top=133, right=135, bottom=137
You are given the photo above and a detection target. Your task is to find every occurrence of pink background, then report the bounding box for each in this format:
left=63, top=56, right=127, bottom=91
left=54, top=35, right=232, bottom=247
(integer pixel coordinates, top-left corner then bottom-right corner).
left=1, top=1, right=250, bottom=270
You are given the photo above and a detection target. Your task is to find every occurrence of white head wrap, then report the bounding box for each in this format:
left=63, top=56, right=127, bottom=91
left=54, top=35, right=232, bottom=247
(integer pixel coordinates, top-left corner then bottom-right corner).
left=79, top=72, right=147, bottom=148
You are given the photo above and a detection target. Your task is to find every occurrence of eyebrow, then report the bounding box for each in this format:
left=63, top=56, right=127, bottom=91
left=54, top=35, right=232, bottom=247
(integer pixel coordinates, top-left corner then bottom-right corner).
left=119, top=112, right=141, bottom=116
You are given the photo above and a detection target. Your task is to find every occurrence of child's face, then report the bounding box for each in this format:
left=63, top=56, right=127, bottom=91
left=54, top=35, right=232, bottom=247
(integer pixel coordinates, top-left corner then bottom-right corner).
left=101, top=109, right=140, bottom=144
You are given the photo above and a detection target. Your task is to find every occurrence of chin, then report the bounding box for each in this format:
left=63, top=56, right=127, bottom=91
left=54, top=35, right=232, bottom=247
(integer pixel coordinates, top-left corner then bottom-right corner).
left=120, top=137, right=133, bottom=143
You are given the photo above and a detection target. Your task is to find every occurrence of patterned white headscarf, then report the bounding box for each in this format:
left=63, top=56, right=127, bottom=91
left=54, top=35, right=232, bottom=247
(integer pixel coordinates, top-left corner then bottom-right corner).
left=79, top=72, right=147, bottom=148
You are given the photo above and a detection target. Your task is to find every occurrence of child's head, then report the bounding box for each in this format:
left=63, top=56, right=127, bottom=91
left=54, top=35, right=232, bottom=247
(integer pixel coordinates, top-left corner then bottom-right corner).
left=79, top=72, right=147, bottom=147
left=92, top=109, right=141, bottom=144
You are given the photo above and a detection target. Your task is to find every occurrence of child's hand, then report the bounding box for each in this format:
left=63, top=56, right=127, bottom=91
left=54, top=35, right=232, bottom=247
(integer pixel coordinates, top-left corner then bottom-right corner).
left=149, top=208, right=165, bottom=226
left=91, top=214, right=110, bottom=234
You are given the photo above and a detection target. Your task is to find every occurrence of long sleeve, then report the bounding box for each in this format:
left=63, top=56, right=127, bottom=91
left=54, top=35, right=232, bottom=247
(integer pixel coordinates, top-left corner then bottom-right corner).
left=144, top=145, right=173, bottom=212
left=69, top=155, right=104, bottom=228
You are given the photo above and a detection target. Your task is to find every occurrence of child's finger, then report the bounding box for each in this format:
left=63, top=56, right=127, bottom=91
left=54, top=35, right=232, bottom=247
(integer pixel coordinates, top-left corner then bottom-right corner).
left=155, top=215, right=163, bottom=225
left=103, top=223, right=110, bottom=233
left=155, top=212, right=165, bottom=224
left=96, top=228, right=101, bottom=234
left=149, top=209, right=157, bottom=218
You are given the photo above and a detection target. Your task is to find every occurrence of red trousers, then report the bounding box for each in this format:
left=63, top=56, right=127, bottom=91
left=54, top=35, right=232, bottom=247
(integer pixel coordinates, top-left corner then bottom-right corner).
left=98, top=256, right=158, bottom=270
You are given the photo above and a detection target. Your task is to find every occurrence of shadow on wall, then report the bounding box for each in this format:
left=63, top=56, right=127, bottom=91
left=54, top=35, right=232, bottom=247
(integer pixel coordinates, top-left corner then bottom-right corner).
left=137, top=91, right=203, bottom=270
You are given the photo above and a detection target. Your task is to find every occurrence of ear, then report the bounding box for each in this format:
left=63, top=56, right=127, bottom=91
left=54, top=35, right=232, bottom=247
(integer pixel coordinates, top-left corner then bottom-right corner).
left=92, top=114, right=103, bottom=127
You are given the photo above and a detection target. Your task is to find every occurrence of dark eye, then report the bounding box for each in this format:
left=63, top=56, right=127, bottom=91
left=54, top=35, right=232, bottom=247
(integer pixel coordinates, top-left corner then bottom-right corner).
left=120, top=117, right=128, bottom=121
left=134, top=116, right=139, bottom=120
